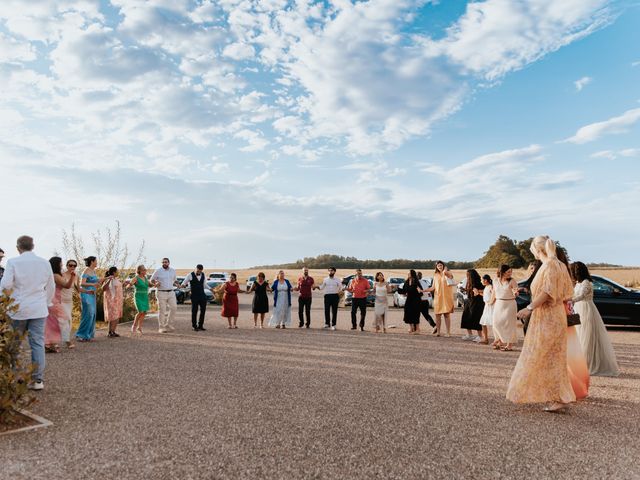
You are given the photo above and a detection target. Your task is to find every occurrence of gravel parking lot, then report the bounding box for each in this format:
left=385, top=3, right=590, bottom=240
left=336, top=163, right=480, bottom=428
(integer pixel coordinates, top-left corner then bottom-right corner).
left=2, top=293, right=640, bottom=480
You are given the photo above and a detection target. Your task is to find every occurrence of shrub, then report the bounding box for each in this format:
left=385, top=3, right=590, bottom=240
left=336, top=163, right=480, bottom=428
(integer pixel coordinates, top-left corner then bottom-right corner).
left=0, top=293, right=35, bottom=425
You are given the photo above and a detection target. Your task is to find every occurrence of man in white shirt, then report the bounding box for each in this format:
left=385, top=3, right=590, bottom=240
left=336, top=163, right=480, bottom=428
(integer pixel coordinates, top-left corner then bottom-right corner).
left=0, top=236, right=55, bottom=390
left=315, top=267, right=342, bottom=330
left=150, top=257, right=177, bottom=333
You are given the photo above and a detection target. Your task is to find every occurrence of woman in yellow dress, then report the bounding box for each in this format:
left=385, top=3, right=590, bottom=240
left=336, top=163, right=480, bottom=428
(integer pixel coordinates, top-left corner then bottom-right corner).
left=507, top=235, right=576, bottom=413
left=425, top=261, right=455, bottom=337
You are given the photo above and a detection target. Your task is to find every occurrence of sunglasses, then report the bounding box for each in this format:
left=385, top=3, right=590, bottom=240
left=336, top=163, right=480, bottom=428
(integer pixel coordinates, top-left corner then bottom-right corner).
left=67, top=264, right=77, bottom=268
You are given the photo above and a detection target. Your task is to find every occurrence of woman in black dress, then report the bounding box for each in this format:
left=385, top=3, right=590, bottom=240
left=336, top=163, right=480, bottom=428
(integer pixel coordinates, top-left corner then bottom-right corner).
left=399, top=270, right=424, bottom=334
left=460, top=269, right=484, bottom=342
left=250, top=272, right=271, bottom=328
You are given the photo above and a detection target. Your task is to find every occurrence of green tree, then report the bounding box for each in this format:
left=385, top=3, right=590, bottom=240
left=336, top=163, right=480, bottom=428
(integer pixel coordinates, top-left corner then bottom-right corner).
left=475, top=235, right=525, bottom=268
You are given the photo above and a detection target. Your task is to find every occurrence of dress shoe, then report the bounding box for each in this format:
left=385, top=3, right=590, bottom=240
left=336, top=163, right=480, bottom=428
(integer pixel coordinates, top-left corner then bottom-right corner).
left=199, top=327, right=206, bottom=331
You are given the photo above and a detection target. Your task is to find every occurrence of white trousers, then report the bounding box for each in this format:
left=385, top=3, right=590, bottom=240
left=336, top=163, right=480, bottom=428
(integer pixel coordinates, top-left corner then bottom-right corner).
left=157, top=291, right=177, bottom=330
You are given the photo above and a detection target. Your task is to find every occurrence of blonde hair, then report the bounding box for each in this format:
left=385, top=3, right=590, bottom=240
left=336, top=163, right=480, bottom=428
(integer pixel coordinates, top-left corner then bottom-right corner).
left=530, top=235, right=557, bottom=262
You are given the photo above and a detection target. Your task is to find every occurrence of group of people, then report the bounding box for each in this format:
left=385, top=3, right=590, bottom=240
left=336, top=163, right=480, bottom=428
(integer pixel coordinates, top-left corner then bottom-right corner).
left=1, top=234, right=621, bottom=414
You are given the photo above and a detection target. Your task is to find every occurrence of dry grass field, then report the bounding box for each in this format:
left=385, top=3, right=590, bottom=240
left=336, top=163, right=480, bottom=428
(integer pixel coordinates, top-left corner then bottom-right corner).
left=175, top=267, right=640, bottom=288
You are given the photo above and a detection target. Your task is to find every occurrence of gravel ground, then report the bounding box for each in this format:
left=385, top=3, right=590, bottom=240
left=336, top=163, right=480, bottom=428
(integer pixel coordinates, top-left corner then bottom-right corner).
left=2, top=293, right=640, bottom=480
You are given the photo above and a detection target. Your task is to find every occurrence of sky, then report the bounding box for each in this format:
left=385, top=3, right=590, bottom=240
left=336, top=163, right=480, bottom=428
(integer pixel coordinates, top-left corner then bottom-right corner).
left=1, top=0, right=639, bottom=268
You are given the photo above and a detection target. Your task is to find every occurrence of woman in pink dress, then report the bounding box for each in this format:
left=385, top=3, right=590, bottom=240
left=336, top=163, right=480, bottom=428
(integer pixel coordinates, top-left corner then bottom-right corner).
left=221, top=273, right=246, bottom=329
left=103, top=266, right=124, bottom=338
left=45, top=257, right=69, bottom=353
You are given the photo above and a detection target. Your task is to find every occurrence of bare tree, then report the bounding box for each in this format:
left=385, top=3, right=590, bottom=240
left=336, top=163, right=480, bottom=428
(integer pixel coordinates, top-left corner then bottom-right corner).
left=62, top=221, right=146, bottom=276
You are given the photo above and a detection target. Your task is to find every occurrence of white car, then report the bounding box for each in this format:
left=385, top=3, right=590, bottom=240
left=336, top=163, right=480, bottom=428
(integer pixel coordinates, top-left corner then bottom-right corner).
left=246, top=275, right=257, bottom=291
left=393, top=278, right=434, bottom=308
left=208, top=272, right=228, bottom=281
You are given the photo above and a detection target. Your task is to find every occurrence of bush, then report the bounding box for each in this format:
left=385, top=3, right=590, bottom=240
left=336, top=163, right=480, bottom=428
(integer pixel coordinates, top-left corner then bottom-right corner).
left=0, top=293, right=35, bottom=425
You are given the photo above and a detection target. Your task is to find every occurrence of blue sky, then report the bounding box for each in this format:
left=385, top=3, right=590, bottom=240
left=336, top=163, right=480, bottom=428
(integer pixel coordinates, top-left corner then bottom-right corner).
left=1, top=0, right=639, bottom=268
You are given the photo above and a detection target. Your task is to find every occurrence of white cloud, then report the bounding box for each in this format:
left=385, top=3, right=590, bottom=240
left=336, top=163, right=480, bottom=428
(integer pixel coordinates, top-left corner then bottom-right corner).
left=591, top=148, right=640, bottom=160
left=574, top=76, right=592, bottom=91
left=223, top=42, right=256, bottom=61
left=234, top=129, right=269, bottom=152
left=564, top=107, right=640, bottom=144
left=211, top=162, right=230, bottom=173
left=426, top=0, right=612, bottom=81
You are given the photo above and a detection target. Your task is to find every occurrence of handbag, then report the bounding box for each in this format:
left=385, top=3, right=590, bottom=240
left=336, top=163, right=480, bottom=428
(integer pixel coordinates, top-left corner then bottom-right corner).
left=564, top=300, right=581, bottom=327
left=446, top=276, right=456, bottom=286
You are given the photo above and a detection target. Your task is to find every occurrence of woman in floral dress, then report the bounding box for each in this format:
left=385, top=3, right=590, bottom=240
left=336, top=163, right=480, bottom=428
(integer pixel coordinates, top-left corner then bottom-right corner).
left=507, top=236, right=576, bottom=413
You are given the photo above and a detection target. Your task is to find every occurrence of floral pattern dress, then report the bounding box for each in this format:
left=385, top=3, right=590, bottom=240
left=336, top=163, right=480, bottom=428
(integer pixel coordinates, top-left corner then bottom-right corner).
left=506, top=259, right=576, bottom=404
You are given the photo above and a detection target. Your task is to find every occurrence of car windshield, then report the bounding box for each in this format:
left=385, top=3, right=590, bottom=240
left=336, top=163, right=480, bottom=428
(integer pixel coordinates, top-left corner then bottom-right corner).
left=592, top=275, right=628, bottom=292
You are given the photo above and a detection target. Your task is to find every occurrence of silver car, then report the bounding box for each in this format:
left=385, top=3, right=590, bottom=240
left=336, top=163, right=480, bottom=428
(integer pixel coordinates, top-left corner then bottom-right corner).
left=393, top=278, right=434, bottom=308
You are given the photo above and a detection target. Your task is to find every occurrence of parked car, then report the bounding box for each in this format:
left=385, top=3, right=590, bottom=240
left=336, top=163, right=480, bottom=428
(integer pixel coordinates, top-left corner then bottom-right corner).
left=393, top=278, right=434, bottom=308
left=208, top=272, right=228, bottom=281
left=388, top=277, right=404, bottom=293
left=206, top=279, right=225, bottom=304
left=455, top=279, right=467, bottom=308
left=175, top=276, right=189, bottom=304
left=246, top=275, right=257, bottom=292
left=516, top=274, right=640, bottom=326
left=343, top=275, right=375, bottom=307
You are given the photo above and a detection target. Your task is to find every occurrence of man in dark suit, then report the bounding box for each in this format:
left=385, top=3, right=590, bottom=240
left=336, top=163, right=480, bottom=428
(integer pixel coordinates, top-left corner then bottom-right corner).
left=181, top=264, right=211, bottom=331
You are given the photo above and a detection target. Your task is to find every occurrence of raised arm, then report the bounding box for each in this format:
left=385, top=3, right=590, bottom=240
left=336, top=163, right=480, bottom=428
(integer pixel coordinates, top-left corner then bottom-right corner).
left=572, top=280, right=592, bottom=303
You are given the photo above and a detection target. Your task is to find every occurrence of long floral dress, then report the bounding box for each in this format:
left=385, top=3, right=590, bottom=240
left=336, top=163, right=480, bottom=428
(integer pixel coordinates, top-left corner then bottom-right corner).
left=506, top=259, right=576, bottom=404
left=45, top=285, right=64, bottom=346
left=104, top=277, right=124, bottom=322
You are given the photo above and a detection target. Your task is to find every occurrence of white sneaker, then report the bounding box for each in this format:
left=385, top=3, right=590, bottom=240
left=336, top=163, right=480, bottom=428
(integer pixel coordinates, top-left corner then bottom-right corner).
left=28, top=380, right=44, bottom=391
left=473, top=336, right=483, bottom=343
left=461, top=334, right=472, bottom=341
left=158, top=328, right=168, bottom=333
left=323, top=325, right=330, bottom=329
left=330, top=326, right=336, bottom=331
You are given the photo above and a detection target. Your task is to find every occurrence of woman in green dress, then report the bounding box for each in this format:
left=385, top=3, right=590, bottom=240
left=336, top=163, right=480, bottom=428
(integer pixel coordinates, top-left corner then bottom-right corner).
left=127, top=265, right=150, bottom=336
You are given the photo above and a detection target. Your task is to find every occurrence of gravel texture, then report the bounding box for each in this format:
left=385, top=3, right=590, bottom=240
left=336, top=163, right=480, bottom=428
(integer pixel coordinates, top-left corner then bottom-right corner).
left=2, top=294, right=639, bottom=480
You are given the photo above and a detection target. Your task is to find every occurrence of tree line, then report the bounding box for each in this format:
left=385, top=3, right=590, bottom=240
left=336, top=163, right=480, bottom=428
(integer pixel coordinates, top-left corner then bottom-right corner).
left=254, top=235, right=623, bottom=270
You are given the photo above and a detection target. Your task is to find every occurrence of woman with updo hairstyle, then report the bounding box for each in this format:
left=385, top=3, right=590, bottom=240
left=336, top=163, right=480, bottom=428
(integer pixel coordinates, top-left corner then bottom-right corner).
left=490, top=265, right=519, bottom=351
left=103, top=266, right=123, bottom=338
left=76, top=256, right=101, bottom=342
left=507, top=235, right=576, bottom=413
left=570, top=261, right=619, bottom=376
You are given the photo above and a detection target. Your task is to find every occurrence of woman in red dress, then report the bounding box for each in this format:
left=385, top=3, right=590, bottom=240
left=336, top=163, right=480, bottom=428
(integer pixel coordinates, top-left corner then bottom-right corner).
left=221, top=273, right=246, bottom=328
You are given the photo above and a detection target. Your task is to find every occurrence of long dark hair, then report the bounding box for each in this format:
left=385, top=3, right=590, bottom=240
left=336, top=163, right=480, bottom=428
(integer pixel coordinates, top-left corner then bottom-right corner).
left=497, top=264, right=512, bottom=280
left=84, top=256, right=97, bottom=267
left=105, top=266, right=118, bottom=278
left=434, top=261, right=445, bottom=275
left=49, top=256, right=62, bottom=275
left=570, top=261, right=592, bottom=283
left=406, top=269, right=419, bottom=285
left=466, top=269, right=482, bottom=295
left=482, top=274, right=492, bottom=285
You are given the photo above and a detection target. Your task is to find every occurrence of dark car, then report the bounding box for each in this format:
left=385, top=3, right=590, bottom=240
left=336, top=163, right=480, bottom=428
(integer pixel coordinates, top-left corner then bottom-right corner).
left=343, top=276, right=375, bottom=307
left=516, top=275, right=640, bottom=326
left=175, top=276, right=189, bottom=304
